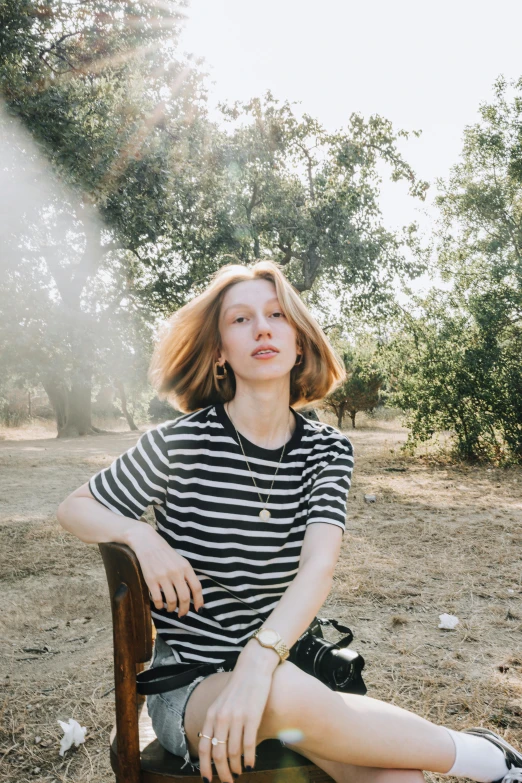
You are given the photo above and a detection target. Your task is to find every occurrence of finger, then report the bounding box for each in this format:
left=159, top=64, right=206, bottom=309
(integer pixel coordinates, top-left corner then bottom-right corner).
left=198, top=713, right=216, bottom=782
left=226, top=719, right=244, bottom=778
left=172, top=575, right=191, bottom=616
left=242, top=720, right=258, bottom=773
left=212, top=713, right=232, bottom=783
left=148, top=583, right=167, bottom=612
left=158, top=581, right=178, bottom=613
left=197, top=737, right=211, bottom=783
left=213, top=742, right=232, bottom=783
left=185, top=569, right=204, bottom=611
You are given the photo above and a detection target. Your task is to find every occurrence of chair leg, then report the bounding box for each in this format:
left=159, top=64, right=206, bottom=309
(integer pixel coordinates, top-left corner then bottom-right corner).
left=113, top=583, right=141, bottom=783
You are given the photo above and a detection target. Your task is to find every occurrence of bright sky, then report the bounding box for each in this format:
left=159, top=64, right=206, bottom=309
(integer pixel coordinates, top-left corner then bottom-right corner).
left=178, top=0, right=522, bottom=241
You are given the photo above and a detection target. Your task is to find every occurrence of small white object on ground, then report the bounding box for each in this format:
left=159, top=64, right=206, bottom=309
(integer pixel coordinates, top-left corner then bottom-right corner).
left=58, top=718, right=87, bottom=756
left=438, top=613, right=459, bottom=630
left=364, top=494, right=376, bottom=503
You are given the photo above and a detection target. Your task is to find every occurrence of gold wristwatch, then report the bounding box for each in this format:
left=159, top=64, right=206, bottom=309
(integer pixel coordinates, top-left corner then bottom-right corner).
left=250, top=627, right=290, bottom=663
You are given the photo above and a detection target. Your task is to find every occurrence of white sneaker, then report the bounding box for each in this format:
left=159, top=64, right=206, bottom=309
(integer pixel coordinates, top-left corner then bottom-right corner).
left=463, top=728, right=522, bottom=782
left=501, top=772, right=522, bottom=783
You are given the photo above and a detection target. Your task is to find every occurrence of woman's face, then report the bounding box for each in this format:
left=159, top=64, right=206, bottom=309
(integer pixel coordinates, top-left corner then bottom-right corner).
left=217, top=278, right=301, bottom=384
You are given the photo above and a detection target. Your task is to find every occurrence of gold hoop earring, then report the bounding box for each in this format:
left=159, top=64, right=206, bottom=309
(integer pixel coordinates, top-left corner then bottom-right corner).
left=214, top=361, right=228, bottom=381
left=294, top=353, right=303, bottom=366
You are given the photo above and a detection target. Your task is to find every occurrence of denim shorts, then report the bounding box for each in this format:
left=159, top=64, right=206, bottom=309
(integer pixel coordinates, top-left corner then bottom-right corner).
left=146, top=634, right=221, bottom=772
left=146, top=635, right=288, bottom=771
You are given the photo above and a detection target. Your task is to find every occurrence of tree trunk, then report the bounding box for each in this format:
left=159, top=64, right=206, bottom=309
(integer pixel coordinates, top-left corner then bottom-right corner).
left=43, top=373, right=97, bottom=437
left=350, top=410, right=357, bottom=428
left=115, top=379, right=138, bottom=431
left=337, top=405, right=346, bottom=429
left=58, top=379, right=94, bottom=437
left=42, top=376, right=68, bottom=432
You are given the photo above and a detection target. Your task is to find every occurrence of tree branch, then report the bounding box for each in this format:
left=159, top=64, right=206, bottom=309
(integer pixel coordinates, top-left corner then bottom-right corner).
left=277, top=242, right=293, bottom=265
left=38, top=31, right=83, bottom=73
left=293, top=141, right=316, bottom=202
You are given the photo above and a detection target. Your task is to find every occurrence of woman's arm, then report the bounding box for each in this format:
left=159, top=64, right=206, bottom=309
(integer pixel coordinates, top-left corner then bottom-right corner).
left=57, top=482, right=153, bottom=545
left=196, top=523, right=342, bottom=782
left=236, top=522, right=342, bottom=673
left=239, top=441, right=354, bottom=669
left=57, top=484, right=204, bottom=616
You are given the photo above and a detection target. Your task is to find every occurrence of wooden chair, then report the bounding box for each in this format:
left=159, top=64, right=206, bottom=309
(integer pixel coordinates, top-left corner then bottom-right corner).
left=99, top=542, right=334, bottom=782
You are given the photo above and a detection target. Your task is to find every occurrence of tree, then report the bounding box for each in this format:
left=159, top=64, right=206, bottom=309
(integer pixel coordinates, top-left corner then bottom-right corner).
left=388, top=78, right=522, bottom=462
left=0, top=1, right=202, bottom=435
left=389, top=295, right=499, bottom=460
left=207, top=94, right=430, bottom=314
left=0, top=104, right=157, bottom=435
left=323, top=343, right=384, bottom=429
left=0, top=2, right=430, bottom=436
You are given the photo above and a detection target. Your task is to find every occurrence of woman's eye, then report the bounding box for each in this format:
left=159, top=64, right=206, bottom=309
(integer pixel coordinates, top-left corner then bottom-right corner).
left=234, top=316, right=247, bottom=323
left=272, top=311, right=285, bottom=318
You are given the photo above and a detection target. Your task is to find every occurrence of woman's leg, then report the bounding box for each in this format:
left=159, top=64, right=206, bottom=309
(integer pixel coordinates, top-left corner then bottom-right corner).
left=260, top=660, right=455, bottom=773
left=279, top=742, right=425, bottom=783
left=184, top=663, right=443, bottom=777
left=184, top=669, right=424, bottom=783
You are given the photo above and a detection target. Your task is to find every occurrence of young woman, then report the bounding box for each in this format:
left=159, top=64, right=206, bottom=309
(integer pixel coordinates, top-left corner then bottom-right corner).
left=57, top=260, right=522, bottom=783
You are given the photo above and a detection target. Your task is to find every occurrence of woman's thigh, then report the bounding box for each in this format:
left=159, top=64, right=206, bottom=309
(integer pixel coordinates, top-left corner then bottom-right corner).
left=183, top=670, right=347, bottom=781
left=184, top=658, right=323, bottom=755
left=183, top=663, right=425, bottom=783
left=183, top=669, right=234, bottom=759
left=282, top=744, right=425, bottom=783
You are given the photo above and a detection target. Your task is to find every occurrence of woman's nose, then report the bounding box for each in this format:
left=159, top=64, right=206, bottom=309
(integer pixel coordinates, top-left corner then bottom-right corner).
left=254, top=314, right=272, bottom=336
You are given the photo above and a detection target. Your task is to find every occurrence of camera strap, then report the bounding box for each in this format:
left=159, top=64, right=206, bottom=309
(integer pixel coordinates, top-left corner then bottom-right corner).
left=137, top=656, right=241, bottom=695
left=195, top=573, right=354, bottom=639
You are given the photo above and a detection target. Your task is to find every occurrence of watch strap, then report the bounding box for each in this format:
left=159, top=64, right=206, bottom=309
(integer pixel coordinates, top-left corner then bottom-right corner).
left=273, top=638, right=290, bottom=662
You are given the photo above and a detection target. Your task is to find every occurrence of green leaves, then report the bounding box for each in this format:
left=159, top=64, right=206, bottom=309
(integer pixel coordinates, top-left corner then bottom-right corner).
left=203, top=94, right=429, bottom=315
left=387, top=76, right=522, bottom=463
left=0, top=1, right=431, bottom=433
left=323, top=337, right=385, bottom=428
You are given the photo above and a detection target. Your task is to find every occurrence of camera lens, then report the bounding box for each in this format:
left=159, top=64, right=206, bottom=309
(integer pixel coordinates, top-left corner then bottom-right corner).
left=332, top=661, right=353, bottom=688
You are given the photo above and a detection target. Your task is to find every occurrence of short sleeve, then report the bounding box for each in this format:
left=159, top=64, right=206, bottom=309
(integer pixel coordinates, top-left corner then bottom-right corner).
left=88, top=427, right=170, bottom=519
left=306, top=439, right=354, bottom=533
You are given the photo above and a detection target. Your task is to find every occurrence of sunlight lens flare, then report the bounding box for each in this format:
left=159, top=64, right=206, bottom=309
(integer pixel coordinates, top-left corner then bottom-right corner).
left=277, top=728, right=304, bottom=744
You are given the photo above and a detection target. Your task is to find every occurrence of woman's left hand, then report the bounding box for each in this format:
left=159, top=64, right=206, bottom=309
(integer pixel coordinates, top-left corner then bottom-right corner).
left=198, top=645, right=279, bottom=783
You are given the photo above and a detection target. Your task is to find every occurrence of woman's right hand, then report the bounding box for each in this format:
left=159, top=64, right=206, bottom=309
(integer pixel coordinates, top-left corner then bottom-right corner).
left=127, top=524, right=204, bottom=616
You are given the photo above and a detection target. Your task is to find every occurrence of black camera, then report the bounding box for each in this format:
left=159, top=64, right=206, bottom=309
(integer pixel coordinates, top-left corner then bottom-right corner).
left=288, top=617, right=367, bottom=695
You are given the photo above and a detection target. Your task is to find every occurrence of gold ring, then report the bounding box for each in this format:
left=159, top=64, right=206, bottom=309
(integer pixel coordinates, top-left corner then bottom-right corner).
left=198, top=732, right=227, bottom=745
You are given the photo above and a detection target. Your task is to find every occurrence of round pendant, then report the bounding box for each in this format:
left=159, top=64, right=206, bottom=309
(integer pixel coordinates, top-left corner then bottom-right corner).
left=259, top=508, right=271, bottom=521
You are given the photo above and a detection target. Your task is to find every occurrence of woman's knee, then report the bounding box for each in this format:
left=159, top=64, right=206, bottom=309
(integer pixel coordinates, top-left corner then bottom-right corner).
left=259, top=659, right=331, bottom=740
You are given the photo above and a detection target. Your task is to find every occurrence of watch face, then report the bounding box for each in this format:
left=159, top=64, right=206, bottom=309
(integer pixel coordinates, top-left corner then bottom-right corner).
left=258, top=629, right=280, bottom=645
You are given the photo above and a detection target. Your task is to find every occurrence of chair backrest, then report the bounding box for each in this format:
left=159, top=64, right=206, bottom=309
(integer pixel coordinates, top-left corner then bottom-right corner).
left=99, top=542, right=153, bottom=663
left=98, top=541, right=335, bottom=783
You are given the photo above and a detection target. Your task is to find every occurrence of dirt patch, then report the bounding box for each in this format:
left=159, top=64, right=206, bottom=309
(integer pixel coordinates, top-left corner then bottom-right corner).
left=0, top=420, right=521, bottom=782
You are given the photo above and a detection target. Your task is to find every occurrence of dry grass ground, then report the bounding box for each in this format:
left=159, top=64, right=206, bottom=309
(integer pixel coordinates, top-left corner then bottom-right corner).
left=0, top=415, right=521, bottom=783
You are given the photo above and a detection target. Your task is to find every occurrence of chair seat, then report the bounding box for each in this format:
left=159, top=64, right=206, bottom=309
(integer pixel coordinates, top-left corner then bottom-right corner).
left=109, top=701, right=333, bottom=782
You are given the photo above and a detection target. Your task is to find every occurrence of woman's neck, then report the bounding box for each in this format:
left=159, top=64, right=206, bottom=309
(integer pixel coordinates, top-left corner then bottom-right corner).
left=225, top=391, right=295, bottom=450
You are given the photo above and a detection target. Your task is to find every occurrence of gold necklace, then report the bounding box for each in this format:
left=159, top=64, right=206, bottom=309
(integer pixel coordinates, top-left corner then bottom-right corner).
left=225, top=403, right=291, bottom=522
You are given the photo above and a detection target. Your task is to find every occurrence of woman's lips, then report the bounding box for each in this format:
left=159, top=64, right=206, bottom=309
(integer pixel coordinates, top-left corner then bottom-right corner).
left=252, top=350, right=278, bottom=359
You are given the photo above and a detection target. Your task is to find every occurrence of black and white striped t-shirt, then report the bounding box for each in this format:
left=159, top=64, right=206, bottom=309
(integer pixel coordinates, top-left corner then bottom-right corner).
left=89, top=403, right=354, bottom=664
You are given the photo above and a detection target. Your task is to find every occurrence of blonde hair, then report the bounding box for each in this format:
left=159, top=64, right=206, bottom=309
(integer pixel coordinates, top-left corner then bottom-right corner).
left=149, top=259, right=346, bottom=412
